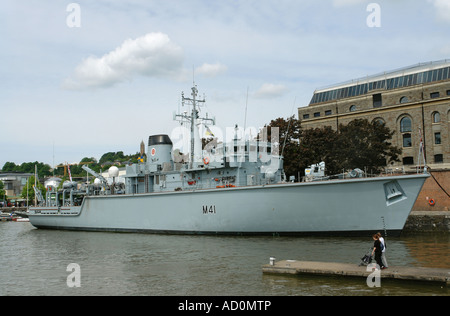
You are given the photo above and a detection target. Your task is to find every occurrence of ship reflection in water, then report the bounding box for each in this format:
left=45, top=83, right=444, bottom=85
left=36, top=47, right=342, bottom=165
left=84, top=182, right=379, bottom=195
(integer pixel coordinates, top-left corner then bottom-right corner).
left=402, top=234, right=450, bottom=269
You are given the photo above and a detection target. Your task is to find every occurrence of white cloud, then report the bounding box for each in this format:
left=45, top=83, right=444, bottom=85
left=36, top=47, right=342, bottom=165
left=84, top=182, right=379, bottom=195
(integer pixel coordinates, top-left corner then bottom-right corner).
left=195, top=63, right=227, bottom=77
left=254, top=83, right=288, bottom=99
left=429, top=0, right=450, bottom=22
left=63, top=32, right=184, bottom=89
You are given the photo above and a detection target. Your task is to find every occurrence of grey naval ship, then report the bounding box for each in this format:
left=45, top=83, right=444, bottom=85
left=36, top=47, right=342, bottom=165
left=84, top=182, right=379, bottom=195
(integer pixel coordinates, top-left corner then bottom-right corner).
left=25, top=85, right=428, bottom=236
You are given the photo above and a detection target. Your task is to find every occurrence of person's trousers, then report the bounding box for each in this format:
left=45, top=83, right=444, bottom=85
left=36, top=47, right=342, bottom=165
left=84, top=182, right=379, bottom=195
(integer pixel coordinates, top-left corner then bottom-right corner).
left=375, top=252, right=384, bottom=269
left=381, top=252, right=388, bottom=268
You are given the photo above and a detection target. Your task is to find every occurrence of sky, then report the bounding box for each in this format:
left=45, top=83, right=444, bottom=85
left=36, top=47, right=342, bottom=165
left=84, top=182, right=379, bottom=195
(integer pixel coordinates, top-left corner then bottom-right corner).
left=1, top=0, right=449, bottom=168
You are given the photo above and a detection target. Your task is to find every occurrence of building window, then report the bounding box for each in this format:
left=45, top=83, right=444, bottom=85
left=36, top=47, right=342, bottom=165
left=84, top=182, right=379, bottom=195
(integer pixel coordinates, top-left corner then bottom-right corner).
left=314, top=112, right=320, bottom=118
left=434, top=132, right=441, bottom=145
left=373, top=93, right=382, bottom=108
left=349, top=105, right=357, bottom=112
left=430, top=92, right=440, bottom=98
left=400, top=96, right=409, bottom=104
left=432, top=112, right=441, bottom=123
left=325, top=110, right=332, bottom=116
left=434, top=154, right=443, bottom=163
left=303, top=114, right=310, bottom=120
left=447, top=90, right=450, bottom=96
left=403, top=134, right=412, bottom=147
left=373, top=118, right=385, bottom=126
left=403, top=157, right=414, bottom=165
left=400, top=117, right=412, bottom=133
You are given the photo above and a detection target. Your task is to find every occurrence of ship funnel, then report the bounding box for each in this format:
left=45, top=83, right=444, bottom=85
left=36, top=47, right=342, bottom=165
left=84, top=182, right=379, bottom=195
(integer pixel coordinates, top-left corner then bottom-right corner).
left=147, top=134, right=173, bottom=172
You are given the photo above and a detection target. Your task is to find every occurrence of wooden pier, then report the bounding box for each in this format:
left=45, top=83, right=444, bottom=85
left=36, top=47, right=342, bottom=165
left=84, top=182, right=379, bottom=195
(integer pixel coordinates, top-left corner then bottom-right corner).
left=262, top=260, right=450, bottom=285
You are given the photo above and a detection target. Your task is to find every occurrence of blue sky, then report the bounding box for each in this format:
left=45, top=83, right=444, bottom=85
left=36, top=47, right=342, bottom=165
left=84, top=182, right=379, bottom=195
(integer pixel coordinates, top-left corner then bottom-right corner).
left=1, top=0, right=449, bottom=168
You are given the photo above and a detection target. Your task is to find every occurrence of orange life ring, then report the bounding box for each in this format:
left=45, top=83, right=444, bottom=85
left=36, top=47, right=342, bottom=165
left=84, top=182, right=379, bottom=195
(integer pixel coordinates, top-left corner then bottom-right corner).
left=203, top=157, right=210, bottom=165
left=429, top=199, right=436, bottom=206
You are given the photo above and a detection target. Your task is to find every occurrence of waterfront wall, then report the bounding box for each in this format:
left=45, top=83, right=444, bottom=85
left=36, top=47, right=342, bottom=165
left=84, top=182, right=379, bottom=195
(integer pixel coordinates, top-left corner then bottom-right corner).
left=403, top=211, right=450, bottom=233
left=412, top=170, right=450, bottom=212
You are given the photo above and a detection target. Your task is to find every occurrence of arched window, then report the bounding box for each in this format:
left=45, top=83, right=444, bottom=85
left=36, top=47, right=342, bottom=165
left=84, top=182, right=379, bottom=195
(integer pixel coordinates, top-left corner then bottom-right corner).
left=400, top=96, right=409, bottom=104
left=372, top=118, right=385, bottom=126
left=432, top=112, right=441, bottom=123
left=400, top=117, right=412, bottom=133
left=349, top=105, right=357, bottom=112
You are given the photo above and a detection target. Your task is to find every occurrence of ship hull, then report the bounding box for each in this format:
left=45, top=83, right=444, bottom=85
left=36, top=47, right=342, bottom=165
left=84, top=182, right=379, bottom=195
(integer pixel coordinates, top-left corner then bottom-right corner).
left=27, top=174, right=428, bottom=236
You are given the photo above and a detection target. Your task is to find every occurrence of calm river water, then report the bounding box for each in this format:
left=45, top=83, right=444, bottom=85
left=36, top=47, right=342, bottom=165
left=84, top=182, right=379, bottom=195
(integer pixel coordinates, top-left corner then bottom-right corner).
left=0, top=221, right=448, bottom=296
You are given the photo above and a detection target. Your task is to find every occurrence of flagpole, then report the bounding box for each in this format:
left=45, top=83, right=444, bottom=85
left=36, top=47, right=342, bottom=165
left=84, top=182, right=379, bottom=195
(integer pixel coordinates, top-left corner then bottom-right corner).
left=418, top=127, right=427, bottom=174
left=34, top=164, right=37, bottom=206
left=67, top=162, right=73, bottom=182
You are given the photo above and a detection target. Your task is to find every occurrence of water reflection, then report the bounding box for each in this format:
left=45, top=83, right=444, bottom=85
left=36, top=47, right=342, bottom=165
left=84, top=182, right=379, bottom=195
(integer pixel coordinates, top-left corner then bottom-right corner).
left=0, top=222, right=448, bottom=296
left=401, top=235, right=450, bottom=269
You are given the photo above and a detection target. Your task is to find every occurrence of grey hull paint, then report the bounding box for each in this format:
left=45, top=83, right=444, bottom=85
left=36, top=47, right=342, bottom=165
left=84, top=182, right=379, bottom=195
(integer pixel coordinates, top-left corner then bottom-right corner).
left=28, top=174, right=428, bottom=236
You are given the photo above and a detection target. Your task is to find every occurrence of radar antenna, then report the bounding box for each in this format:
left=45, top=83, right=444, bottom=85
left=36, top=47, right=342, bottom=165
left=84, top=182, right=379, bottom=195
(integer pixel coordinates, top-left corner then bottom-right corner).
left=174, top=85, right=215, bottom=169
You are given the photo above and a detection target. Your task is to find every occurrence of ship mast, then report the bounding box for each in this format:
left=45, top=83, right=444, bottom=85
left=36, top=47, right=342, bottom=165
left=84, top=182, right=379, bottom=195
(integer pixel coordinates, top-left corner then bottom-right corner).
left=174, top=85, right=215, bottom=169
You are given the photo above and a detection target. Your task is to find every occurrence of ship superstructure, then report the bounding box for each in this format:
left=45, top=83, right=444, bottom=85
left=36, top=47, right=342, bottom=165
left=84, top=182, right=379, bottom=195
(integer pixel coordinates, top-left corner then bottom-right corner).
left=125, top=87, right=282, bottom=194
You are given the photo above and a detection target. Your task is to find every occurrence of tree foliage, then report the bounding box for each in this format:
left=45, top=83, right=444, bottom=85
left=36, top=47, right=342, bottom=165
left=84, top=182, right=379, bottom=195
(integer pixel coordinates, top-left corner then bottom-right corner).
left=1, top=161, right=51, bottom=178
left=267, top=117, right=401, bottom=178
left=298, top=126, right=340, bottom=175
left=21, top=176, right=46, bottom=205
left=0, top=181, right=5, bottom=200
left=335, top=119, right=401, bottom=174
left=99, top=151, right=125, bottom=165
left=266, top=116, right=302, bottom=178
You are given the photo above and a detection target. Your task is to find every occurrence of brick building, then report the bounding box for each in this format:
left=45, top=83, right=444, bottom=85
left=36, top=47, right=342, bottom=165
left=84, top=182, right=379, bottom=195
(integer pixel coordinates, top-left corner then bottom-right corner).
left=298, top=60, right=450, bottom=171
left=298, top=60, right=450, bottom=211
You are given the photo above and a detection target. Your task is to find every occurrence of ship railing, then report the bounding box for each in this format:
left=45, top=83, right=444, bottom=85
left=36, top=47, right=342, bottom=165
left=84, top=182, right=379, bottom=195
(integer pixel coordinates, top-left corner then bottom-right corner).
left=298, top=167, right=426, bottom=183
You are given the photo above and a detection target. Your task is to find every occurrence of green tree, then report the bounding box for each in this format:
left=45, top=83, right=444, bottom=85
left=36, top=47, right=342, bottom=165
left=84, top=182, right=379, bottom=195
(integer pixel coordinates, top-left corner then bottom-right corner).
left=99, top=152, right=117, bottom=165
left=298, top=126, right=341, bottom=175
left=2, top=162, right=17, bottom=172
left=80, top=157, right=97, bottom=163
left=21, top=176, right=46, bottom=205
left=335, top=119, right=401, bottom=173
left=266, top=116, right=302, bottom=180
left=266, top=117, right=401, bottom=178
left=0, top=180, right=6, bottom=201
left=1, top=161, right=51, bottom=178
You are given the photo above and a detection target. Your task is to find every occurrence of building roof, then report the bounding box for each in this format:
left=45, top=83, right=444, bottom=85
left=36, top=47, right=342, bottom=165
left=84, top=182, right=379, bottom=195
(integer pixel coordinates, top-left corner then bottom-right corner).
left=310, top=59, right=450, bottom=105
left=0, top=172, right=33, bottom=180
